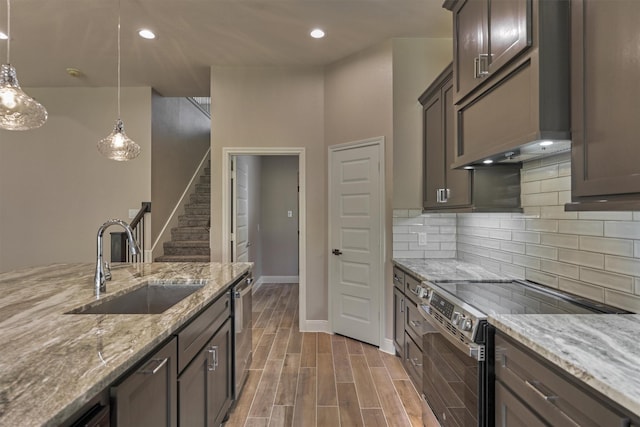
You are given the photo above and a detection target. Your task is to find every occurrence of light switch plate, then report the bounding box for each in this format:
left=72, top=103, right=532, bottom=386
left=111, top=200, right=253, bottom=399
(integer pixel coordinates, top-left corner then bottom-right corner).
left=418, top=232, right=428, bottom=246
left=287, top=210, right=293, bottom=218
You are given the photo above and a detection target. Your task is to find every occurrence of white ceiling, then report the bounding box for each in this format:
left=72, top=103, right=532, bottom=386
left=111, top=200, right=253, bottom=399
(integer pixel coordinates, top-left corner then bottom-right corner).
left=0, top=0, right=451, bottom=96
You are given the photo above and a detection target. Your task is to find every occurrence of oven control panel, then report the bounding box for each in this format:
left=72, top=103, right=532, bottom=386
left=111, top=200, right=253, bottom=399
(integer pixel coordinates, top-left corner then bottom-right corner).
left=430, top=293, right=454, bottom=318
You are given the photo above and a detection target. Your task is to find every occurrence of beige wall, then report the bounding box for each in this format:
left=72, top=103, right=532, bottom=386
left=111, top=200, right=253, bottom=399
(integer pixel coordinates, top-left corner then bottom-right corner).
left=151, top=94, right=210, bottom=241
left=261, top=156, right=299, bottom=276
left=392, top=38, right=452, bottom=208
left=0, top=87, right=152, bottom=272
left=210, top=66, right=327, bottom=319
left=325, top=41, right=395, bottom=339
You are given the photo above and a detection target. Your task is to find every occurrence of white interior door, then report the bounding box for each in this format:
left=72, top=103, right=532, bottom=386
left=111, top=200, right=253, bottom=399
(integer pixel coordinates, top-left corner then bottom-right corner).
left=330, top=142, right=382, bottom=346
left=233, top=156, right=249, bottom=262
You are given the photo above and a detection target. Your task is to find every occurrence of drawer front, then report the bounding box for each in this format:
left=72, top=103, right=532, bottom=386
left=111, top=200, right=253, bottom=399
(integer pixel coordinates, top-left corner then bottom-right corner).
left=404, top=273, right=422, bottom=305
left=404, top=301, right=425, bottom=350
left=178, top=292, right=231, bottom=373
left=495, top=333, right=632, bottom=427
left=404, top=332, right=423, bottom=391
left=393, top=266, right=405, bottom=290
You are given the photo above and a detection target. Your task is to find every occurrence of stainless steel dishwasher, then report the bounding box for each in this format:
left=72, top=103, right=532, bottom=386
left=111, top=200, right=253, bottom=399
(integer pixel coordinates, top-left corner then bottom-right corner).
left=232, top=274, right=253, bottom=400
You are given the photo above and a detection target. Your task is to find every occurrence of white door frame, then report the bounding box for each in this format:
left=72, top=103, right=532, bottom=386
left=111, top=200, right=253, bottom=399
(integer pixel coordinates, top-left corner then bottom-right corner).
left=221, top=147, right=307, bottom=328
left=328, top=136, right=386, bottom=348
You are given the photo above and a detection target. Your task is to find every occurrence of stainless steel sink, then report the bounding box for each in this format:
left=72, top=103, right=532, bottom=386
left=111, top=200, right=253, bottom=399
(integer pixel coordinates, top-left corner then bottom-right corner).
left=67, top=283, right=204, bottom=314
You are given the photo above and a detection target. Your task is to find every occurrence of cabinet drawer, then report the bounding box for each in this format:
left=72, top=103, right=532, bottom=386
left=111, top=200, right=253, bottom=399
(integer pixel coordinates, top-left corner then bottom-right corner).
left=404, top=332, right=423, bottom=391
left=495, top=333, right=633, bottom=427
left=177, top=292, right=230, bottom=373
left=393, top=266, right=404, bottom=290
left=405, top=301, right=426, bottom=350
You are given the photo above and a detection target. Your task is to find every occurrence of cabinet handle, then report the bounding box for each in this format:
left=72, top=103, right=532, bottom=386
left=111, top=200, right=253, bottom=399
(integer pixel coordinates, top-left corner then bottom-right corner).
left=473, top=57, right=480, bottom=79
left=401, top=297, right=404, bottom=313
left=478, top=54, right=490, bottom=76
left=207, top=345, right=219, bottom=371
left=138, top=357, right=168, bottom=375
left=410, top=320, right=421, bottom=328
left=410, top=357, right=423, bottom=368
left=445, top=188, right=451, bottom=202
left=525, top=380, right=558, bottom=402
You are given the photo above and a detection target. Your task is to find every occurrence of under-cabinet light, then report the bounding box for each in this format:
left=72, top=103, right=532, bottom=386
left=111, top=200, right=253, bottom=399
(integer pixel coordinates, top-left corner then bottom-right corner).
left=310, top=29, right=325, bottom=39
left=483, top=159, right=493, bottom=164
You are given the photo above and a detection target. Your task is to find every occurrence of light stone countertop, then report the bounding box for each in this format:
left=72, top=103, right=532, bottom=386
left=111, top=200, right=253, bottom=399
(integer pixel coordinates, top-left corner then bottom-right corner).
left=0, top=262, right=252, bottom=427
left=393, top=258, right=506, bottom=282
left=489, top=314, right=640, bottom=418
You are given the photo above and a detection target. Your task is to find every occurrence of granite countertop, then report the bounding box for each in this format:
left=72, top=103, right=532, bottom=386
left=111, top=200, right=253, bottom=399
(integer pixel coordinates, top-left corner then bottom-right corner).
left=490, top=314, right=640, bottom=418
left=0, top=262, right=252, bottom=427
left=393, top=258, right=506, bottom=282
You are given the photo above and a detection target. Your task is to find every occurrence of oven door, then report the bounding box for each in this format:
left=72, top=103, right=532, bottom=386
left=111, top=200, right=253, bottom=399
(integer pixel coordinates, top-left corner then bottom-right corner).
left=421, top=308, right=486, bottom=427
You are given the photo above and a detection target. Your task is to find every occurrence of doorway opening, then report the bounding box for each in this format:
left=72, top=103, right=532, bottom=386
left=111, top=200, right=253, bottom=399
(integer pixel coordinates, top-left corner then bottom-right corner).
left=221, top=147, right=307, bottom=329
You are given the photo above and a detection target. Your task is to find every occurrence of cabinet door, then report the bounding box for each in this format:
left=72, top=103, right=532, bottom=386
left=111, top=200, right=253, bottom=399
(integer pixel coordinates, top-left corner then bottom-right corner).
left=111, top=338, right=177, bottom=427
left=571, top=0, right=640, bottom=203
left=495, top=381, right=546, bottom=427
left=453, top=0, right=488, bottom=102
left=423, top=87, right=445, bottom=209
left=487, top=0, right=531, bottom=74
left=208, top=319, right=233, bottom=426
left=393, top=286, right=405, bottom=355
left=178, top=319, right=233, bottom=427
left=442, top=78, right=471, bottom=207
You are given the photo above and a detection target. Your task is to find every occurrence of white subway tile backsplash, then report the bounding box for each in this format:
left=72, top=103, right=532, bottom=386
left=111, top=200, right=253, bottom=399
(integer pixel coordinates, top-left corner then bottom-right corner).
left=394, top=250, right=426, bottom=259
left=540, top=206, right=578, bottom=220
left=500, top=218, right=526, bottom=230
left=512, top=231, right=541, bottom=244
left=540, top=176, right=571, bottom=193
left=526, top=244, right=558, bottom=260
left=604, top=290, right=640, bottom=313
left=393, top=209, right=409, bottom=218
left=521, top=181, right=541, bottom=194
left=489, top=229, right=512, bottom=240
left=522, top=164, right=558, bottom=182
left=393, top=242, right=409, bottom=251
left=581, top=236, right=633, bottom=257
left=408, top=209, right=422, bottom=217
left=512, top=254, right=542, bottom=269
left=605, top=255, right=640, bottom=277
left=393, top=217, right=424, bottom=226
left=526, top=219, right=559, bottom=233
left=490, top=250, right=513, bottom=263
left=501, top=263, right=525, bottom=279
left=558, top=191, right=572, bottom=205
left=500, top=241, right=526, bottom=254
left=522, top=192, right=559, bottom=207
left=578, top=211, right=633, bottom=221
left=424, top=250, right=456, bottom=259
left=604, top=221, right=640, bottom=239
left=541, top=259, right=579, bottom=279
left=579, top=267, right=633, bottom=293
left=557, top=160, right=572, bottom=176
left=557, top=249, right=604, bottom=269
left=558, top=278, right=604, bottom=302
left=525, top=269, right=559, bottom=288
left=558, top=220, right=604, bottom=236
left=540, top=233, right=579, bottom=249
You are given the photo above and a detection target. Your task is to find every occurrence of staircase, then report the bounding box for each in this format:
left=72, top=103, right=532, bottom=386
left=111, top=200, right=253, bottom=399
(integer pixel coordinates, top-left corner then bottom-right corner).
left=155, top=166, right=211, bottom=262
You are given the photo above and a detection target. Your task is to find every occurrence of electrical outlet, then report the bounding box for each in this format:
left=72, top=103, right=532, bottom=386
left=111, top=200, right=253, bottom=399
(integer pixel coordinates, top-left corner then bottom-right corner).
left=287, top=210, right=293, bottom=218
left=418, top=232, right=428, bottom=246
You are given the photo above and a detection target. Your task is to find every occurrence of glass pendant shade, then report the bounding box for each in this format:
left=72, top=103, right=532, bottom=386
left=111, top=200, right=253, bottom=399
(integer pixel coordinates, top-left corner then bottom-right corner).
left=97, top=118, right=141, bottom=161
left=0, top=63, right=47, bottom=131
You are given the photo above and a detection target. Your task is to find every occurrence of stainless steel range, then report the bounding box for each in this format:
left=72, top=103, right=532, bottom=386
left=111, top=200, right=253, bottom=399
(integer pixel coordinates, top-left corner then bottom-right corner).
left=417, top=279, right=625, bottom=427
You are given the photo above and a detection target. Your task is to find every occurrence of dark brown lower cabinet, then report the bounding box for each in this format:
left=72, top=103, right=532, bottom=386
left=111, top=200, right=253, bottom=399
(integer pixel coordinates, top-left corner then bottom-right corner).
left=495, top=332, right=640, bottom=427
left=110, top=337, right=177, bottom=427
left=178, top=318, right=233, bottom=427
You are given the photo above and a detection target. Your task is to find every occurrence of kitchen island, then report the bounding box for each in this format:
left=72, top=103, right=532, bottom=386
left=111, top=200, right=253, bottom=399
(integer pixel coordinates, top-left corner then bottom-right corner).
left=0, top=262, right=251, bottom=426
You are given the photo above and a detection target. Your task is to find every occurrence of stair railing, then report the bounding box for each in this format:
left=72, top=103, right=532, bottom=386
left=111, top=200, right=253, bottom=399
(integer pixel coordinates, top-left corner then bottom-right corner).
left=111, top=202, right=152, bottom=263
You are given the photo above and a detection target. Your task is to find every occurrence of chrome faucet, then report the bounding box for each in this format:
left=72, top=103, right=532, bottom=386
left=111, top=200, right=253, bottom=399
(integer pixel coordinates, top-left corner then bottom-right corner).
left=94, top=219, right=141, bottom=296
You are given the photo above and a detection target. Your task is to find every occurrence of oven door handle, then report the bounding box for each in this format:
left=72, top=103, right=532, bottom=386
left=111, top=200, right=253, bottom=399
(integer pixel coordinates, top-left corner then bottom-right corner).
left=419, top=304, right=485, bottom=362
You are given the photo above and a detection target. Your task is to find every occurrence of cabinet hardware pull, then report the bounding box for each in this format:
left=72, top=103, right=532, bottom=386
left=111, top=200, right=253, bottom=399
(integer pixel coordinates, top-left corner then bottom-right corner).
left=401, top=298, right=404, bottom=313
left=445, top=188, right=451, bottom=202
left=474, top=57, right=480, bottom=79
left=525, top=380, right=558, bottom=402
left=409, top=320, right=421, bottom=328
left=410, top=357, right=423, bottom=368
left=138, top=357, right=168, bottom=375
left=478, top=54, right=490, bottom=76
left=207, top=346, right=219, bottom=371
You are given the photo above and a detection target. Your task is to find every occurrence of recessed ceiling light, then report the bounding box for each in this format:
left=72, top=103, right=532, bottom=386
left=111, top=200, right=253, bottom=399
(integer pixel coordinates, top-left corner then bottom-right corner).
left=0, top=32, right=7, bottom=40
left=310, top=29, right=325, bottom=39
left=539, top=140, right=554, bottom=147
left=138, top=29, right=156, bottom=40
left=483, top=159, right=493, bottom=164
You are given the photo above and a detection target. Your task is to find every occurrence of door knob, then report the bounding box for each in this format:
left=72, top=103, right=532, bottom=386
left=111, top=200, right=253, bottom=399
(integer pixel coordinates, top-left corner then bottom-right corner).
left=332, top=249, right=343, bottom=255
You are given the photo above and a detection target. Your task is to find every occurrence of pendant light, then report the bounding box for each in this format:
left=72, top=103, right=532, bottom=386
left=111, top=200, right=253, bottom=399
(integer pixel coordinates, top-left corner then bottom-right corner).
left=0, top=0, right=47, bottom=131
left=97, top=0, right=140, bottom=161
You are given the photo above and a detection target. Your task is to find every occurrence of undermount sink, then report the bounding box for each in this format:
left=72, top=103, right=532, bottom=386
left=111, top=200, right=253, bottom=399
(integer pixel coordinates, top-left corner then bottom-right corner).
left=67, top=283, right=205, bottom=315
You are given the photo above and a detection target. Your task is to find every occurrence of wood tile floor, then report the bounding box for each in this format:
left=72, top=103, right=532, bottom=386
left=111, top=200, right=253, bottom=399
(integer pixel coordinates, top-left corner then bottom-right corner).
left=224, top=283, right=439, bottom=427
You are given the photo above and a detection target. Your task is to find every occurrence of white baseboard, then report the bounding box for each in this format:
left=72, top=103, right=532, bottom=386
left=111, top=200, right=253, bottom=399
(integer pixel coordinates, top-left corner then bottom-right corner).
left=379, top=338, right=395, bottom=355
left=300, top=320, right=330, bottom=333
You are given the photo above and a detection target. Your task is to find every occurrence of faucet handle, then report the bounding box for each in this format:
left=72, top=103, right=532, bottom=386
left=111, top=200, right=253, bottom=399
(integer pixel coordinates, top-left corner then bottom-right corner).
left=103, top=261, right=112, bottom=281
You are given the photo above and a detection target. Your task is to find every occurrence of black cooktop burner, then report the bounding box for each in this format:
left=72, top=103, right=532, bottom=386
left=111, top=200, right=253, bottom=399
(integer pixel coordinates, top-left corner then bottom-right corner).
left=434, top=280, right=623, bottom=316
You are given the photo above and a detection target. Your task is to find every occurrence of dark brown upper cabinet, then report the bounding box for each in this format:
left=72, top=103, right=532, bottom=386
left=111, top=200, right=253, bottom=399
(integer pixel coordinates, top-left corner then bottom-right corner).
left=448, top=0, right=532, bottom=104
left=566, top=0, right=640, bottom=211
left=420, top=64, right=522, bottom=213
left=443, top=0, right=570, bottom=168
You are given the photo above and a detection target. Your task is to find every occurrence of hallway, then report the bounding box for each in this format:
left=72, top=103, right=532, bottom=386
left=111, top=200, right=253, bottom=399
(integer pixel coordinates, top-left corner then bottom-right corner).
left=224, top=282, right=429, bottom=427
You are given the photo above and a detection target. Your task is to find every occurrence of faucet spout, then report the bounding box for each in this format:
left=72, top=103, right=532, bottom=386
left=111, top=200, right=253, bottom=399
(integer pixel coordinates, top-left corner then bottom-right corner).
left=94, top=219, right=140, bottom=296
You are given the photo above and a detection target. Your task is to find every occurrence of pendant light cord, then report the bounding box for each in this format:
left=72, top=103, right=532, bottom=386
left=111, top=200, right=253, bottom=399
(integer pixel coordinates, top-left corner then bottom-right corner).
left=117, top=0, right=121, bottom=119
left=6, top=0, right=10, bottom=63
